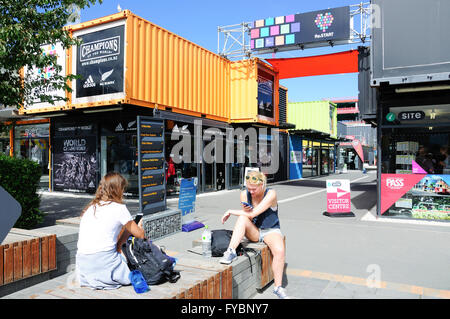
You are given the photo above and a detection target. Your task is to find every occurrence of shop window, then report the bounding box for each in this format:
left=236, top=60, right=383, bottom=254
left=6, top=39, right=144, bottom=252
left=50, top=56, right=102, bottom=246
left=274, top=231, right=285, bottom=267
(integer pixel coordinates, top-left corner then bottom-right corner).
left=380, top=107, right=450, bottom=220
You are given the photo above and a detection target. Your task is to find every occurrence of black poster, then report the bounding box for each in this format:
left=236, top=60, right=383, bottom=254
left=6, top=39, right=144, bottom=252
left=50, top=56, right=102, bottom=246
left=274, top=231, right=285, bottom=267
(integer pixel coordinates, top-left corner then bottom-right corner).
left=296, top=6, right=350, bottom=44
left=76, top=24, right=125, bottom=98
left=53, top=135, right=97, bottom=192
left=257, top=71, right=274, bottom=118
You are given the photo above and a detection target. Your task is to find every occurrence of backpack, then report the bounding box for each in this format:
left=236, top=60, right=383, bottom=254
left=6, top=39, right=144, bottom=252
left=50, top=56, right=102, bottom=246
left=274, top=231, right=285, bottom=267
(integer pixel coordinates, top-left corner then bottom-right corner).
left=122, top=236, right=180, bottom=285
left=210, top=229, right=260, bottom=273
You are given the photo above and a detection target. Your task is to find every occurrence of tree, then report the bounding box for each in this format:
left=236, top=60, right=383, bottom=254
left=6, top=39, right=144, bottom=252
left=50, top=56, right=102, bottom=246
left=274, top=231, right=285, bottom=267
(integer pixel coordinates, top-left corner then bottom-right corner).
left=0, top=0, right=102, bottom=108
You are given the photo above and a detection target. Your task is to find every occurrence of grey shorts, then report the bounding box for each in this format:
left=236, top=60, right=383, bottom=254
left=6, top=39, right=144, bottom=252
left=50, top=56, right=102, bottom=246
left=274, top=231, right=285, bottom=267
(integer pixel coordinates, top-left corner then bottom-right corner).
left=259, top=228, right=283, bottom=243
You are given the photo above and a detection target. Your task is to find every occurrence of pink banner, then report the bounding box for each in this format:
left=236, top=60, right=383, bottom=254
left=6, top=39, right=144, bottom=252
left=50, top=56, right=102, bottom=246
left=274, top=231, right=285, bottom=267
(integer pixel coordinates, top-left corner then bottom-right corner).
left=352, top=139, right=364, bottom=162
left=380, top=174, right=426, bottom=214
left=412, top=160, right=427, bottom=174
left=326, top=180, right=351, bottom=213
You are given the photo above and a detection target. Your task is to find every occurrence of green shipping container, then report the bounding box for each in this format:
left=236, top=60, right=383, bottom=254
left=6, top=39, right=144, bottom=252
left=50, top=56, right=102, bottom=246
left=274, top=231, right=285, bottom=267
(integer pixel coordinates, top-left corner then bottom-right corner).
left=287, top=101, right=337, bottom=138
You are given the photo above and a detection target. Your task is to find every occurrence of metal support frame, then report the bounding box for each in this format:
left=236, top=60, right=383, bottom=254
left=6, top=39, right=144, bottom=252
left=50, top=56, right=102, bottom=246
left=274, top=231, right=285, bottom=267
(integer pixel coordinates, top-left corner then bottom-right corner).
left=217, top=2, right=372, bottom=60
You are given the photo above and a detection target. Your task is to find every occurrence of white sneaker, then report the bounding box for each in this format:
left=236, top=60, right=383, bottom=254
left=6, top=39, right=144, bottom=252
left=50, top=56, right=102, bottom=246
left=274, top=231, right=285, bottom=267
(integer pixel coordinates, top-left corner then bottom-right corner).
left=219, top=248, right=237, bottom=264
left=273, top=286, right=290, bottom=299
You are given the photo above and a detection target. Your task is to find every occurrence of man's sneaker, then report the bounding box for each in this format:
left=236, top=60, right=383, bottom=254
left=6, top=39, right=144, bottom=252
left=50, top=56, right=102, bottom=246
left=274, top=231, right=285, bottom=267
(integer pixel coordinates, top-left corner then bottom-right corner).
left=219, top=248, right=237, bottom=264
left=273, top=286, right=290, bottom=299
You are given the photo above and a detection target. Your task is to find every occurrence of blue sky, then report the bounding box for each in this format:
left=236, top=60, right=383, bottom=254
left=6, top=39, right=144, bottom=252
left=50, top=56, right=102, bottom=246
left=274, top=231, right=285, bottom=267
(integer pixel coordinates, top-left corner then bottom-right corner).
left=79, top=0, right=366, bottom=102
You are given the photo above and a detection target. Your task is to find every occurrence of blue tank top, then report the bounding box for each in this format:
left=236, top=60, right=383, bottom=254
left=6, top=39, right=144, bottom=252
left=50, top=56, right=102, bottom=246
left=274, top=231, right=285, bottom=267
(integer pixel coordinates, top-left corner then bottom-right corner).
left=247, top=188, right=280, bottom=229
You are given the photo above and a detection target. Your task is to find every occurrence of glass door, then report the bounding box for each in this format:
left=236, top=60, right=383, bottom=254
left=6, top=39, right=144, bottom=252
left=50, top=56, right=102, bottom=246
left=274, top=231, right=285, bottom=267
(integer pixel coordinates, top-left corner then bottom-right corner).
left=101, top=134, right=138, bottom=196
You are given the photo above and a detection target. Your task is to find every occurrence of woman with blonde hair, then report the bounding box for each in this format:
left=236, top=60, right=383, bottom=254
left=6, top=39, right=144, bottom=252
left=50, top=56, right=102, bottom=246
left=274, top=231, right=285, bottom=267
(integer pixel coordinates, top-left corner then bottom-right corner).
left=220, top=170, right=288, bottom=299
left=76, top=172, right=145, bottom=289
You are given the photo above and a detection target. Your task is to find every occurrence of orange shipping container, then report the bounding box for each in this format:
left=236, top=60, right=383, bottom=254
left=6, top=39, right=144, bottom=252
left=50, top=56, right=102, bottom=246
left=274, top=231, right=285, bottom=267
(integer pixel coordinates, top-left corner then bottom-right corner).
left=21, top=11, right=231, bottom=122
left=230, top=58, right=279, bottom=126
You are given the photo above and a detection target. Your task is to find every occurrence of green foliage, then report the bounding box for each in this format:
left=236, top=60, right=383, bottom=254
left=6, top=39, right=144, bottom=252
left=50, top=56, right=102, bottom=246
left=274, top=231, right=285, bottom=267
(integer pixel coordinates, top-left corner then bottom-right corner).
left=0, top=0, right=102, bottom=108
left=0, top=153, right=44, bottom=229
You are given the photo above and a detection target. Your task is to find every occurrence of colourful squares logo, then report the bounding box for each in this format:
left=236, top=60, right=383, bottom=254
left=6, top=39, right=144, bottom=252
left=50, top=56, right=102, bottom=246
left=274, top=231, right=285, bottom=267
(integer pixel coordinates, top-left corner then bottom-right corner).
left=250, top=40, right=255, bottom=49
left=275, top=35, right=284, bottom=46
left=265, top=17, right=274, bottom=26
left=275, top=16, right=284, bottom=25
left=280, top=24, right=290, bottom=34
left=260, top=27, right=269, bottom=37
left=251, top=28, right=260, bottom=39
left=315, top=12, right=334, bottom=32
left=255, top=19, right=264, bottom=28
left=285, top=14, right=295, bottom=23
left=285, top=34, right=295, bottom=45
left=291, top=22, right=300, bottom=33
left=255, top=38, right=264, bottom=48
left=270, top=25, right=280, bottom=36
left=265, top=37, right=274, bottom=47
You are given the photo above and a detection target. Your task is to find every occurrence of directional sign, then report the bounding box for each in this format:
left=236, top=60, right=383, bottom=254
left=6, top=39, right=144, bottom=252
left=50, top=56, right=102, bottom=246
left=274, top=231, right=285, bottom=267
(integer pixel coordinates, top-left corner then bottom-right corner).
left=324, top=179, right=354, bottom=217
left=0, top=186, right=22, bottom=243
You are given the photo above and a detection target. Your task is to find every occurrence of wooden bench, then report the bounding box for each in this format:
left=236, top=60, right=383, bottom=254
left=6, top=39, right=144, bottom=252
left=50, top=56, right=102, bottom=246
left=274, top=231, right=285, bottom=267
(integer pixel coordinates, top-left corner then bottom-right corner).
left=1, top=229, right=57, bottom=286
left=21, top=255, right=232, bottom=299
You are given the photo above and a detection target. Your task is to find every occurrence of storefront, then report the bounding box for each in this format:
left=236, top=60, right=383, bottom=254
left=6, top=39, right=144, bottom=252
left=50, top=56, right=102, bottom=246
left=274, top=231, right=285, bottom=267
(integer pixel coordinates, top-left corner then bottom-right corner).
left=378, top=83, right=450, bottom=220
left=12, top=120, right=50, bottom=189
left=301, top=138, right=336, bottom=177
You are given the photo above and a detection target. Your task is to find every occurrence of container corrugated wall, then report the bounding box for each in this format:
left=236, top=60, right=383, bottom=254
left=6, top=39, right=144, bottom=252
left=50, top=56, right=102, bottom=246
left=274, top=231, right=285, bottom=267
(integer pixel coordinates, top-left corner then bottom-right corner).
left=125, top=13, right=230, bottom=122
left=288, top=101, right=337, bottom=136
left=229, top=58, right=279, bottom=126
left=230, top=59, right=258, bottom=122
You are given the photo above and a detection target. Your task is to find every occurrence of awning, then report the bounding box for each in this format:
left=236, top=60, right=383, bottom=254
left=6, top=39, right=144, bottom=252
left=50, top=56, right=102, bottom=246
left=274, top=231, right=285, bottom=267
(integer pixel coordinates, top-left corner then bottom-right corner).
left=266, top=50, right=359, bottom=79
left=289, top=129, right=337, bottom=142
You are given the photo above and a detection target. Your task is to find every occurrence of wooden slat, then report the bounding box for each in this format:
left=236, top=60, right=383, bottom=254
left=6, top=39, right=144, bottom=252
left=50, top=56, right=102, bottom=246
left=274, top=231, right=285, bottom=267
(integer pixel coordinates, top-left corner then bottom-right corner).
left=213, top=273, right=220, bottom=298
left=48, top=235, right=56, bottom=270
left=192, top=282, right=200, bottom=299
left=207, top=276, right=214, bottom=299
left=13, top=242, right=23, bottom=281
left=200, top=279, right=207, bottom=299
left=31, top=238, right=40, bottom=275
left=225, top=267, right=233, bottom=299
left=41, top=236, right=49, bottom=273
left=3, top=244, right=14, bottom=284
left=0, top=245, right=4, bottom=285
left=22, top=240, right=32, bottom=278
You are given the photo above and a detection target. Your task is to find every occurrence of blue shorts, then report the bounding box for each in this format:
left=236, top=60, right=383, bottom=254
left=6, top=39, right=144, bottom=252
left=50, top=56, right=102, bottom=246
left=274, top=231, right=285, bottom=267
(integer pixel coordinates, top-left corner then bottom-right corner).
left=259, top=228, right=283, bottom=243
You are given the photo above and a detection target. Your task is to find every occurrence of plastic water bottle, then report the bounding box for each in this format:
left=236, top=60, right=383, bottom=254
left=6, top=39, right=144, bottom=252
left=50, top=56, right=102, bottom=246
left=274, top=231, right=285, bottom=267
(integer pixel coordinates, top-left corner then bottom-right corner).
left=202, top=225, right=212, bottom=258
left=129, top=270, right=150, bottom=293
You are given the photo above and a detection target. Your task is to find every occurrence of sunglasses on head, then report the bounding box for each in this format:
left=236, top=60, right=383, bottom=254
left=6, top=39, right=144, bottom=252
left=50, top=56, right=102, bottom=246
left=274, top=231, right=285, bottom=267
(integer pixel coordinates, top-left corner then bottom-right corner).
left=245, top=175, right=263, bottom=183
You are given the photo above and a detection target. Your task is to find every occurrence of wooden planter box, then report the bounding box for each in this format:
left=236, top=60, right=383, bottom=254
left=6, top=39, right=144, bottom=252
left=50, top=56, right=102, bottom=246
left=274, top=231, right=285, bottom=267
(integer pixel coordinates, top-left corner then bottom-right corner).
left=1, top=235, right=57, bottom=286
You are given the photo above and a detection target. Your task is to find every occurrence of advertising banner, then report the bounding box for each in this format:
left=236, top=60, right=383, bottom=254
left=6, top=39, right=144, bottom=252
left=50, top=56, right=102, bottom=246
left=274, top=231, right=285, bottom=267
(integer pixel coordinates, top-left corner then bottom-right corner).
left=178, top=178, right=198, bottom=224
left=53, top=135, right=98, bottom=192
left=250, top=6, right=350, bottom=51
left=73, top=21, right=125, bottom=103
left=325, top=179, right=352, bottom=216
left=24, top=42, right=66, bottom=110
left=257, top=71, right=274, bottom=119
left=351, top=139, right=364, bottom=162
left=381, top=173, right=450, bottom=220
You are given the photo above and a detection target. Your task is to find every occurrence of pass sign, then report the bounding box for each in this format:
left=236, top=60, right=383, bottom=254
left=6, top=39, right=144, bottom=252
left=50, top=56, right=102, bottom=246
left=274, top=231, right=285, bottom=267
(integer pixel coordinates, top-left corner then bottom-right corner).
left=325, top=179, right=353, bottom=216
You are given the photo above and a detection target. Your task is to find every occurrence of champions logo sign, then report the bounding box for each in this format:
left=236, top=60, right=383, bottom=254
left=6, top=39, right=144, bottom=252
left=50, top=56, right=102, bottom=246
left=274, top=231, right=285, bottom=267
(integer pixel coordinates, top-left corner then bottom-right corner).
left=80, top=36, right=120, bottom=62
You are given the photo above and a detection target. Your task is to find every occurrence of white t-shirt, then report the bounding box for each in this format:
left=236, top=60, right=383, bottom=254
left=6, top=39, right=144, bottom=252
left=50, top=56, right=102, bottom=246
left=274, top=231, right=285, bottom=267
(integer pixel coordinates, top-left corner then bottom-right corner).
left=77, top=201, right=133, bottom=255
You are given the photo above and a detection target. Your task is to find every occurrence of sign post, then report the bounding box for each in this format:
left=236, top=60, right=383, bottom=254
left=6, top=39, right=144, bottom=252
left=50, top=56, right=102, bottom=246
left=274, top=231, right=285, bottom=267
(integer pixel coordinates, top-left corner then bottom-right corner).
left=323, top=179, right=355, bottom=217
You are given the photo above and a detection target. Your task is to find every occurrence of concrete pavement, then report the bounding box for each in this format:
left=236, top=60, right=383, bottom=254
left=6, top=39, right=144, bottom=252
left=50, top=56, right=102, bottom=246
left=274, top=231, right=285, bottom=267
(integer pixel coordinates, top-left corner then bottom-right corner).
left=4, top=170, right=450, bottom=299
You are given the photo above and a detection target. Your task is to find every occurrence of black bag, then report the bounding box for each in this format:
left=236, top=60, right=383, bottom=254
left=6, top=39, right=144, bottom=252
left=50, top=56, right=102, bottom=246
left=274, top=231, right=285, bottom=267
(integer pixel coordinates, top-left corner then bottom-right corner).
left=210, top=229, right=260, bottom=273
left=122, top=236, right=180, bottom=285
left=211, top=229, right=236, bottom=257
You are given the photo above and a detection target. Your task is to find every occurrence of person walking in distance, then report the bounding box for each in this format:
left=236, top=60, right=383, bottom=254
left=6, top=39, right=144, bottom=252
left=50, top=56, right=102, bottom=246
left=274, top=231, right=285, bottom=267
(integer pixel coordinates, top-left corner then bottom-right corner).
left=76, top=172, right=145, bottom=289
left=220, top=170, right=288, bottom=299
